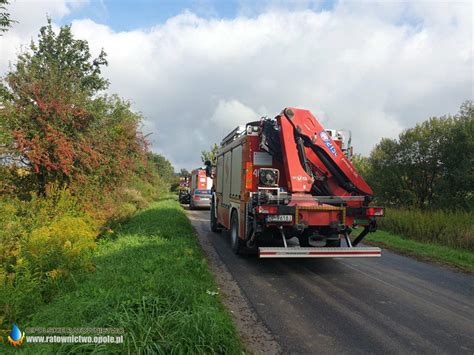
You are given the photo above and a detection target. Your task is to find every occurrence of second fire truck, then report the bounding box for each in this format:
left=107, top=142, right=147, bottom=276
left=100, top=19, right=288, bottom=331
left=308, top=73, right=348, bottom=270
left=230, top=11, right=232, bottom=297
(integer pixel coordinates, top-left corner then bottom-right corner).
left=189, top=168, right=213, bottom=209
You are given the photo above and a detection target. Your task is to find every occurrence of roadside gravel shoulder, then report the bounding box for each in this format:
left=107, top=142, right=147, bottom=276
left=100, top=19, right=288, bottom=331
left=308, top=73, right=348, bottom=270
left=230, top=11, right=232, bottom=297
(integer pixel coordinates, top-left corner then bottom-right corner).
left=186, top=208, right=281, bottom=354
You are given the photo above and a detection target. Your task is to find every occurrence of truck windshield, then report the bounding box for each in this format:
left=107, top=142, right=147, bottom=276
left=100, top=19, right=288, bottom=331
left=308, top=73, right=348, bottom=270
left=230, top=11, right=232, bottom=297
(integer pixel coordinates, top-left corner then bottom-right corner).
left=195, top=190, right=212, bottom=195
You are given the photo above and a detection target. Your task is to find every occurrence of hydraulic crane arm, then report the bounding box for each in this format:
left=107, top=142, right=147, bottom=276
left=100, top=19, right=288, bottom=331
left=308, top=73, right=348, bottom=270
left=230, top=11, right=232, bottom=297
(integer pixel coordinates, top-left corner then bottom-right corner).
left=267, top=107, right=373, bottom=197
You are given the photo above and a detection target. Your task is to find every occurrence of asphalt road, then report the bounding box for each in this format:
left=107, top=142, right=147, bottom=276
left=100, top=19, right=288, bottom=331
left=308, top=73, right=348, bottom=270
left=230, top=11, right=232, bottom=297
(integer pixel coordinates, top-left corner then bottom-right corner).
left=187, top=208, right=474, bottom=354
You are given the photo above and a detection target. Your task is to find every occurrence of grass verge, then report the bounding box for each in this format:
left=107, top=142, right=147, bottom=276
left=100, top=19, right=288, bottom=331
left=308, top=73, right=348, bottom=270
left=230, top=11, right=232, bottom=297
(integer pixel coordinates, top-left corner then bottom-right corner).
left=378, top=208, right=473, bottom=250
left=9, top=196, right=243, bottom=354
left=363, top=229, right=474, bottom=273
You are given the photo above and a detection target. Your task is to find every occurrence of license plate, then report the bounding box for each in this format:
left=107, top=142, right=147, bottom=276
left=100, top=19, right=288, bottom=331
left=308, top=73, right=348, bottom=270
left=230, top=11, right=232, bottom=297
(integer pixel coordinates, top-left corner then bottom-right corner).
left=266, top=215, right=293, bottom=222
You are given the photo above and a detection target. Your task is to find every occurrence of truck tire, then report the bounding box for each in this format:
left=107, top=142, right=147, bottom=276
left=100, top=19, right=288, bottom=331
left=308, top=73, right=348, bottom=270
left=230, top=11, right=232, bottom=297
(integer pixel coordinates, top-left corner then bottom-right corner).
left=210, top=198, right=221, bottom=233
left=230, top=211, right=244, bottom=254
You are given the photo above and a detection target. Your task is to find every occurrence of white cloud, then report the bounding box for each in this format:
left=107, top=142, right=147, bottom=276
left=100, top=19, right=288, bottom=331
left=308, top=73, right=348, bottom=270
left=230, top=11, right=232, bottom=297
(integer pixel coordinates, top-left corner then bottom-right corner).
left=210, top=99, right=260, bottom=136
left=0, top=0, right=88, bottom=72
left=1, top=1, right=472, bottom=170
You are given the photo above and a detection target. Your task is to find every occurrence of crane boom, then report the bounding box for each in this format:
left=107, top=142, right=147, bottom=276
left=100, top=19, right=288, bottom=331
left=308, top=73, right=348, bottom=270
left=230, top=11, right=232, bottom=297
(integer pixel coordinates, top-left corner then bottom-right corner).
left=268, top=108, right=373, bottom=197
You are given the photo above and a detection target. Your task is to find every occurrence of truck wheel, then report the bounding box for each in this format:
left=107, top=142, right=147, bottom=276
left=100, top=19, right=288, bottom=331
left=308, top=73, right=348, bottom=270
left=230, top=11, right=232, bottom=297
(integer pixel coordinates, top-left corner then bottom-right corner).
left=210, top=198, right=221, bottom=233
left=230, top=211, right=244, bottom=254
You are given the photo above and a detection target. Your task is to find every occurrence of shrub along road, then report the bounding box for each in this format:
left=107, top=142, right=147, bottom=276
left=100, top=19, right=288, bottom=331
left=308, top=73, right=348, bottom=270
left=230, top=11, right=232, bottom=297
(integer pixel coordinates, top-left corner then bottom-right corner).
left=187, top=208, right=474, bottom=354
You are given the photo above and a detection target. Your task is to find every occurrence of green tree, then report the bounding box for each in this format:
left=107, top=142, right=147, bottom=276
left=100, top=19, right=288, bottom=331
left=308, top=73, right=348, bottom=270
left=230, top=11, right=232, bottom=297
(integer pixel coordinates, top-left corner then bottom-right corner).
left=367, top=138, right=408, bottom=206
left=179, top=168, right=190, bottom=177
left=367, top=101, right=473, bottom=211
left=351, top=154, right=371, bottom=180
left=0, top=20, right=146, bottom=195
left=435, top=101, right=474, bottom=210
left=148, top=152, right=175, bottom=183
left=397, top=117, right=451, bottom=208
left=369, top=120, right=450, bottom=209
left=201, top=143, right=219, bottom=165
left=0, top=0, right=14, bottom=34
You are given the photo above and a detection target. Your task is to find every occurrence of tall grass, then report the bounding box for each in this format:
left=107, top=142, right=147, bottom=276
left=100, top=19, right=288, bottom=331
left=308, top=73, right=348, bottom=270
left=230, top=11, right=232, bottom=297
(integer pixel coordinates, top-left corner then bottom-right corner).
left=379, top=208, right=474, bottom=250
left=0, top=177, right=167, bottom=331
left=11, top=197, right=243, bottom=354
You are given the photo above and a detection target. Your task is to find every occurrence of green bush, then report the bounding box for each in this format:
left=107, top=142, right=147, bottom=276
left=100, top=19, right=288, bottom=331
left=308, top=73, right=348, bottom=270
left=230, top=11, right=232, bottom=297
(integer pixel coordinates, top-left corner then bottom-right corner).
left=0, top=199, right=23, bottom=275
left=0, top=264, right=43, bottom=327
left=0, top=188, right=98, bottom=327
left=129, top=173, right=169, bottom=202
left=122, top=188, right=149, bottom=210
left=0, top=186, right=87, bottom=277
left=112, top=202, right=138, bottom=223
left=24, top=216, right=97, bottom=280
left=379, top=208, right=474, bottom=250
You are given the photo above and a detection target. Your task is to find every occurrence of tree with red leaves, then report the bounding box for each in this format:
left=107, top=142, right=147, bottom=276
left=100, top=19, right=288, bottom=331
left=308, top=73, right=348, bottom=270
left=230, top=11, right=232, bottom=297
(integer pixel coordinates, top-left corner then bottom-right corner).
left=0, top=19, right=148, bottom=195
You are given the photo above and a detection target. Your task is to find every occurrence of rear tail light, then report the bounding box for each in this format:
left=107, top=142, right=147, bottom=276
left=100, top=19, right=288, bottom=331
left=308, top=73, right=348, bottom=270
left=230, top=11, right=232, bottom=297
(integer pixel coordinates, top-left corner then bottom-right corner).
left=245, top=162, right=253, bottom=189
left=257, top=205, right=278, bottom=214
left=194, top=196, right=201, bottom=200
left=367, top=207, right=384, bottom=217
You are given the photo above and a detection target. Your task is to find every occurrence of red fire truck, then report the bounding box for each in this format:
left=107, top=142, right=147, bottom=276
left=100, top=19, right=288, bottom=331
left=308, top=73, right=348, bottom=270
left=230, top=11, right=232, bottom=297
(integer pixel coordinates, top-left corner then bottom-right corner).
left=209, top=107, right=384, bottom=258
left=189, top=168, right=213, bottom=209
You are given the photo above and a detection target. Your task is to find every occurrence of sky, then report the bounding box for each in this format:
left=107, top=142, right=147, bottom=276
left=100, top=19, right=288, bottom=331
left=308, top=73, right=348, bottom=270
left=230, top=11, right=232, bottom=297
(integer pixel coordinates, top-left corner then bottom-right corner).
left=0, top=0, right=472, bottom=170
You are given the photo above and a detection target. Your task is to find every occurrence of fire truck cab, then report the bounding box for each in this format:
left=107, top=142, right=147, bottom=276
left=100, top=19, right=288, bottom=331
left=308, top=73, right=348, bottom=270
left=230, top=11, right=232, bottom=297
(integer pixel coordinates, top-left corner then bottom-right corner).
left=210, top=107, right=384, bottom=258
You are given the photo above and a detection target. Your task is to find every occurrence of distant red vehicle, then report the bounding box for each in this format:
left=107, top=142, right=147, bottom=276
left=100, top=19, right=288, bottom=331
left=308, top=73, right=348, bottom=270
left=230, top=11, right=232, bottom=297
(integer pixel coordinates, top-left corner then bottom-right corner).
left=189, top=168, right=213, bottom=209
left=179, top=176, right=189, bottom=188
